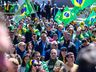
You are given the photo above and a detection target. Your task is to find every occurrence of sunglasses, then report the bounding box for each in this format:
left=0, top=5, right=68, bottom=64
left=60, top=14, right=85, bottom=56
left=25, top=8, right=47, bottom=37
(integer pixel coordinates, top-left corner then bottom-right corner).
left=36, top=55, right=41, bottom=57
left=33, top=64, right=41, bottom=67
left=61, top=49, right=67, bottom=51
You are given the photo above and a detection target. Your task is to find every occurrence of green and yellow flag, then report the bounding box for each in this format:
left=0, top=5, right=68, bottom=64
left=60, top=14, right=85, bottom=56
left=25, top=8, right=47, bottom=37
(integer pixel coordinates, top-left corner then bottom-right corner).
left=85, top=11, right=96, bottom=27
left=60, top=6, right=77, bottom=26
left=21, top=0, right=35, bottom=16
left=13, top=0, right=35, bottom=23
left=54, top=9, right=62, bottom=24
left=13, top=15, right=26, bottom=23
left=25, top=0, right=35, bottom=15
left=16, top=0, right=35, bottom=16
left=71, top=0, right=96, bottom=10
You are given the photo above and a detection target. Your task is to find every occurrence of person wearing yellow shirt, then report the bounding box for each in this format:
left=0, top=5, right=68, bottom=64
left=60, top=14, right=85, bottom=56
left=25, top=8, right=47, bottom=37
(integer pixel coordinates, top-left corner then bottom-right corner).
left=5, top=1, right=12, bottom=12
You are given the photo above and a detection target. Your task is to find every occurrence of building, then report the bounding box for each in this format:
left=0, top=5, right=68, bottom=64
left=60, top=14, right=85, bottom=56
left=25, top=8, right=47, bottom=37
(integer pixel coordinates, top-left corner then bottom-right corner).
left=54, top=0, right=73, bottom=7
left=35, top=0, right=73, bottom=7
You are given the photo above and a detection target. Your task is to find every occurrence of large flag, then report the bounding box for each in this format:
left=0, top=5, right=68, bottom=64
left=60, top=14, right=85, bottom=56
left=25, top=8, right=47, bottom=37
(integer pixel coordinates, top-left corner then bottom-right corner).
left=16, top=0, right=35, bottom=16
left=71, top=0, right=96, bottom=10
left=25, top=0, right=35, bottom=15
left=54, top=9, right=62, bottom=24
left=20, top=0, right=35, bottom=16
left=13, top=15, right=26, bottom=23
left=71, top=7, right=81, bottom=14
left=13, top=0, right=35, bottom=23
left=60, top=6, right=77, bottom=26
left=85, top=11, right=96, bottom=27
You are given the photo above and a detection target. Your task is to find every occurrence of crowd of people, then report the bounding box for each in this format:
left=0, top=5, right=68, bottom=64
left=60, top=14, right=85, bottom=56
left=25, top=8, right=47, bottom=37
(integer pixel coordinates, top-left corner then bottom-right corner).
left=2, top=0, right=65, bottom=20
left=0, top=0, right=96, bottom=72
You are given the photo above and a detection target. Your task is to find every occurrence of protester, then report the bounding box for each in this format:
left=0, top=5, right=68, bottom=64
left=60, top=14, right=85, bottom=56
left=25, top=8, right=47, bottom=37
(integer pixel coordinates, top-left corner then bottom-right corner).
left=18, top=54, right=30, bottom=72
left=60, top=5, right=65, bottom=12
left=31, top=33, right=38, bottom=50
left=25, top=24, right=34, bottom=43
left=35, top=2, right=41, bottom=18
left=46, top=49, right=66, bottom=72
left=25, top=51, right=49, bottom=72
left=45, top=0, right=52, bottom=20
left=35, top=33, right=49, bottom=57
left=58, top=47, right=67, bottom=64
left=8, top=58, right=19, bottom=72
left=65, top=52, right=78, bottom=72
left=52, top=4, right=58, bottom=19
left=61, top=32, right=77, bottom=59
left=0, top=0, right=96, bottom=72
left=45, top=41, right=60, bottom=61
left=40, top=1, right=46, bottom=18
left=16, top=42, right=27, bottom=58
left=77, top=43, right=96, bottom=72
left=79, top=39, right=89, bottom=51
left=4, top=1, right=12, bottom=12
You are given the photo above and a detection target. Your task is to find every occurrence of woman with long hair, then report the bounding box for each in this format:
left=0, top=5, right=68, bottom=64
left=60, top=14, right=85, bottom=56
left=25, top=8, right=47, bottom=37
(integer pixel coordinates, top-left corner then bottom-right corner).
left=58, top=47, right=67, bottom=64
left=26, top=42, right=35, bottom=57
left=18, top=54, right=30, bottom=72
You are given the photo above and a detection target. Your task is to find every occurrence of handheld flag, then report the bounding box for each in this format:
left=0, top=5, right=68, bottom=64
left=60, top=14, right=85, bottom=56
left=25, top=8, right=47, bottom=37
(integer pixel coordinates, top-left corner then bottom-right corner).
left=85, top=11, right=96, bottom=27
left=25, top=0, right=35, bottom=15
left=13, top=0, right=35, bottom=23
left=71, top=0, right=96, bottom=10
left=16, top=0, right=35, bottom=16
left=13, top=15, right=26, bottom=23
left=60, top=6, right=77, bottom=26
left=71, top=6, right=81, bottom=14
left=21, top=0, right=35, bottom=16
left=54, top=9, right=62, bottom=24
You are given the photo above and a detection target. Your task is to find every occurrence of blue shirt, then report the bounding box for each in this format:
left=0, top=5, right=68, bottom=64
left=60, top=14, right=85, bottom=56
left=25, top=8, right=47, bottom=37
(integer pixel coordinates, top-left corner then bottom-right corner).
left=42, top=42, right=46, bottom=56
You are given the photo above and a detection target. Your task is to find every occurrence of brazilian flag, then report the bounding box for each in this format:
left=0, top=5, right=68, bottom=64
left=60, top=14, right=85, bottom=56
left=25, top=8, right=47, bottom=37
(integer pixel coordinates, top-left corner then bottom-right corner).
left=16, top=0, right=35, bottom=16
left=85, top=11, right=96, bottom=27
left=21, top=3, right=31, bottom=16
left=25, top=0, right=35, bottom=15
left=71, top=6, right=81, bottom=14
left=60, top=6, right=77, bottom=26
left=54, top=9, right=62, bottom=24
left=13, top=0, right=35, bottom=23
left=21, top=0, right=35, bottom=16
left=13, top=14, right=26, bottom=23
left=71, top=0, right=96, bottom=10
